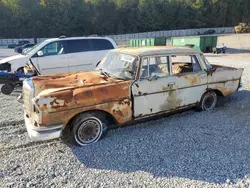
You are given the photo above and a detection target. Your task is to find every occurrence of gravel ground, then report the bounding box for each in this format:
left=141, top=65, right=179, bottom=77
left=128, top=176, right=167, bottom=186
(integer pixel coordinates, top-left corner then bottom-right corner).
left=1, top=48, right=250, bottom=188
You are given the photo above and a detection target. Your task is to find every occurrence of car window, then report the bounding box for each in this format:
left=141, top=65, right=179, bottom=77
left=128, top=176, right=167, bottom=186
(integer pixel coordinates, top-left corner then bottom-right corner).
left=140, top=56, right=170, bottom=79
left=91, top=39, right=114, bottom=51
left=40, top=41, right=65, bottom=56
left=66, top=39, right=92, bottom=53
left=171, top=55, right=202, bottom=74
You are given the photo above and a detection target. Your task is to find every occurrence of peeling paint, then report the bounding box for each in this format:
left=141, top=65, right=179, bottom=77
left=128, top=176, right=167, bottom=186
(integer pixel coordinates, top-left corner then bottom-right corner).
left=23, top=48, right=244, bottom=132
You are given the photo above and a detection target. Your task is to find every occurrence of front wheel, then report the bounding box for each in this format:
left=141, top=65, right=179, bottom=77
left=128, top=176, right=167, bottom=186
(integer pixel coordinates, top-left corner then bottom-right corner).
left=200, top=91, right=217, bottom=111
left=68, top=112, right=107, bottom=146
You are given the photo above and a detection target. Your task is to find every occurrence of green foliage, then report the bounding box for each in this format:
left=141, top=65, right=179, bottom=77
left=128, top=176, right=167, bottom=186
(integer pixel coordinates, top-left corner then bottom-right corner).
left=0, top=0, right=249, bottom=38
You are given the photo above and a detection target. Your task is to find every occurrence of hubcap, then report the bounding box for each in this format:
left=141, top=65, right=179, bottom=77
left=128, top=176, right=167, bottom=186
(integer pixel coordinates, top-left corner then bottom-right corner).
left=76, top=118, right=102, bottom=145
left=203, top=94, right=216, bottom=110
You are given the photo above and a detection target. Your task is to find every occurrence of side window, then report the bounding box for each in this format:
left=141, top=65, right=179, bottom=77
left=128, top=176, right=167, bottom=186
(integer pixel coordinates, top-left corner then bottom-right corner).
left=40, top=41, right=65, bottom=56
left=92, top=39, right=114, bottom=51
left=140, top=56, right=170, bottom=79
left=171, top=55, right=202, bottom=74
left=66, top=39, right=92, bottom=53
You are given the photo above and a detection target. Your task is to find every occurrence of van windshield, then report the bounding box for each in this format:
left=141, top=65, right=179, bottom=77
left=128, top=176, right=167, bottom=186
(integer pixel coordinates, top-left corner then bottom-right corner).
left=23, top=43, right=40, bottom=55
left=96, top=51, right=138, bottom=80
left=25, top=41, right=48, bottom=56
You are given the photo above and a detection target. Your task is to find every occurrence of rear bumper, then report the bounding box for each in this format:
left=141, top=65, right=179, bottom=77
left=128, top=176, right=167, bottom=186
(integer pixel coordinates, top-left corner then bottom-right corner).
left=24, top=113, right=63, bottom=141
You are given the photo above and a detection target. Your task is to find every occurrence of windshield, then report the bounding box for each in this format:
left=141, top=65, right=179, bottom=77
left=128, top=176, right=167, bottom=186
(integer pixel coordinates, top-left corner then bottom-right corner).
left=201, top=54, right=213, bottom=70
left=96, top=51, right=138, bottom=80
left=23, top=43, right=39, bottom=55
left=25, top=40, right=48, bottom=56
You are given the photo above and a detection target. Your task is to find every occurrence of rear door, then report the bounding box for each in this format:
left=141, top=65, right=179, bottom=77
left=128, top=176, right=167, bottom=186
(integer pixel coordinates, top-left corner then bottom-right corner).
left=67, top=39, right=115, bottom=72
left=170, top=54, right=208, bottom=107
left=91, top=39, right=115, bottom=64
left=67, top=39, right=96, bottom=72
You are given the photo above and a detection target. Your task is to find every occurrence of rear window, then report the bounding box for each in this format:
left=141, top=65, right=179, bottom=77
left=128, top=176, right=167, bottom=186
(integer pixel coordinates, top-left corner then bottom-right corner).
left=66, top=39, right=92, bottom=53
left=91, top=39, right=114, bottom=51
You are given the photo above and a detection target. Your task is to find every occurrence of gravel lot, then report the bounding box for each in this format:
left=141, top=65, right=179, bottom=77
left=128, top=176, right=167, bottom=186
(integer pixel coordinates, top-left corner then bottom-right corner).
left=1, top=48, right=250, bottom=188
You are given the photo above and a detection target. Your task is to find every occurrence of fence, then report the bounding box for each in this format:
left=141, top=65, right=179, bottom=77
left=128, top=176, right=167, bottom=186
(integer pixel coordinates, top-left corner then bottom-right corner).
left=108, top=27, right=234, bottom=41
left=0, top=27, right=234, bottom=46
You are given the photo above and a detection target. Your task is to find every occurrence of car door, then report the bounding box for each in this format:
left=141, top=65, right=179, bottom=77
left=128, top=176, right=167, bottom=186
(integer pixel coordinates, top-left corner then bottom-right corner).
left=132, top=55, right=178, bottom=118
left=67, top=39, right=96, bottom=72
left=170, top=54, right=207, bottom=107
left=91, top=39, right=115, bottom=65
left=33, top=41, right=68, bottom=74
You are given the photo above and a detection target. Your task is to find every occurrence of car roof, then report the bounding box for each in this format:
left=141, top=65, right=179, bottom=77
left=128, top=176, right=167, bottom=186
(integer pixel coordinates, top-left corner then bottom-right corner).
left=44, top=36, right=114, bottom=43
left=111, top=46, right=199, bottom=56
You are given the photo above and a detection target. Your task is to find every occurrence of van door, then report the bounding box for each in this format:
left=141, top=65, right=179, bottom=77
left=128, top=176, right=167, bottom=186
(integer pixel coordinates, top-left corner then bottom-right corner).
left=67, top=39, right=96, bottom=72
left=34, top=41, right=68, bottom=74
left=67, top=39, right=115, bottom=73
left=91, top=39, right=115, bottom=66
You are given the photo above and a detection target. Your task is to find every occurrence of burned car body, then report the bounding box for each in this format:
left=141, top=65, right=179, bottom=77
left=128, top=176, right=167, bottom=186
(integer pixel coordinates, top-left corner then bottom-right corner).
left=21, top=46, right=244, bottom=146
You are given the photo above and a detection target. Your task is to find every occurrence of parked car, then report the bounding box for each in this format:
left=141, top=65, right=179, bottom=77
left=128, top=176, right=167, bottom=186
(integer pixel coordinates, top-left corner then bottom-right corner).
left=14, top=43, right=36, bottom=53
left=0, top=36, right=117, bottom=74
left=7, top=40, right=30, bottom=49
left=20, top=46, right=244, bottom=146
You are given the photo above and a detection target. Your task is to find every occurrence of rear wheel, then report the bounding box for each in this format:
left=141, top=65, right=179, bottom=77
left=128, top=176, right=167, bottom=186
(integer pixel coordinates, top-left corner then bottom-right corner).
left=200, top=91, right=217, bottom=111
left=67, top=112, right=108, bottom=146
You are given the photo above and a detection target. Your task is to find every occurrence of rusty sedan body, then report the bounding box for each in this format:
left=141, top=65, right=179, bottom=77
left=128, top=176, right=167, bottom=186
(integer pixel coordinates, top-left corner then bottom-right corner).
left=22, top=46, right=244, bottom=146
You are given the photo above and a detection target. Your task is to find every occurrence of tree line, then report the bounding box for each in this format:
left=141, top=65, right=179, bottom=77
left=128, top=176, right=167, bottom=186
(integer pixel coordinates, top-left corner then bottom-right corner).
left=0, top=0, right=249, bottom=38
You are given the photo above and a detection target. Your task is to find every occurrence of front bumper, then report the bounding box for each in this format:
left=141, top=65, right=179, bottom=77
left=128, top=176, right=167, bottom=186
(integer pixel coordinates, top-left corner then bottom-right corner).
left=24, top=113, right=63, bottom=141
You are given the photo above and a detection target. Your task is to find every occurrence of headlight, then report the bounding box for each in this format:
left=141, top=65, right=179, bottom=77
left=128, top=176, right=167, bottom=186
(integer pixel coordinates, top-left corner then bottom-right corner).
left=0, top=62, right=11, bottom=72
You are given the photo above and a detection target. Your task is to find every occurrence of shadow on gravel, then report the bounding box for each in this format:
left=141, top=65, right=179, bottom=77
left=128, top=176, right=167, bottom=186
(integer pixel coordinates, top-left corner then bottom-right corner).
left=70, top=90, right=250, bottom=184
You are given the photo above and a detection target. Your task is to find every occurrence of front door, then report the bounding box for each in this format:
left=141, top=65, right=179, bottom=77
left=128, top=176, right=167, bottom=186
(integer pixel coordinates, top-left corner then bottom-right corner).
left=132, top=55, right=178, bottom=118
left=35, top=41, right=68, bottom=74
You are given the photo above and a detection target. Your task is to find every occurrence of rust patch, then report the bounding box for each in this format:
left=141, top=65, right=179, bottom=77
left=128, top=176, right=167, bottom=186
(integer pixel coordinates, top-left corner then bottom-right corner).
left=34, top=71, right=133, bottom=126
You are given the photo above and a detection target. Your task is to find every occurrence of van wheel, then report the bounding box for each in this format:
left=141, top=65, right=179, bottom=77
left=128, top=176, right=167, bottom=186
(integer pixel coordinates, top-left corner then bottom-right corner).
left=200, top=91, right=217, bottom=111
left=68, top=112, right=108, bottom=146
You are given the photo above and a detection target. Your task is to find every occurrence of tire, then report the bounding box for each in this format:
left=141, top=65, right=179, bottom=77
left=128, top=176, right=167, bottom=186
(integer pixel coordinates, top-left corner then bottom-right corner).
left=200, top=91, right=217, bottom=111
left=67, top=112, right=108, bottom=146
left=1, top=83, right=15, bottom=95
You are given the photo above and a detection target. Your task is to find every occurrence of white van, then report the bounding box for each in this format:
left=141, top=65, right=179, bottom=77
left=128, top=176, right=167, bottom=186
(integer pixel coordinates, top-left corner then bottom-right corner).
left=0, top=36, right=117, bottom=74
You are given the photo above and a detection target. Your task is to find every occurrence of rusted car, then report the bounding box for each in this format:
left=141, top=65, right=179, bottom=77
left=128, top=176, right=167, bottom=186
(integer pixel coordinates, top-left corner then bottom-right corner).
left=21, top=46, right=243, bottom=146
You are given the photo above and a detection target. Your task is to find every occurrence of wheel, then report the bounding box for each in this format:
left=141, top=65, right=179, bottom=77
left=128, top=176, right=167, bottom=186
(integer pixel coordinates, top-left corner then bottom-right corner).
left=67, top=112, right=108, bottom=146
left=1, top=83, right=15, bottom=95
left=200, top=91, right=217, bottom=111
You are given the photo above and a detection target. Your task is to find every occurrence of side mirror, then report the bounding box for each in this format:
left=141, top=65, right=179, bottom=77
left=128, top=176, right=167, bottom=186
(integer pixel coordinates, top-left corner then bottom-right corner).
left=37, top=51, right=44, bottom=57
left=148, top=74, right=159, bottom=82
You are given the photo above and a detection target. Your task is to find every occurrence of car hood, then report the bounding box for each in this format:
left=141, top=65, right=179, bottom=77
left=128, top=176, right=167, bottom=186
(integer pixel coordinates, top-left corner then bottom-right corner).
left=32, top=71, right=131, bottom=113
left=0, top=54, right=26, bottom=64
left=32, top=71, right=125, bottom=96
